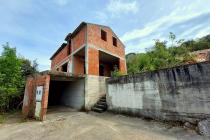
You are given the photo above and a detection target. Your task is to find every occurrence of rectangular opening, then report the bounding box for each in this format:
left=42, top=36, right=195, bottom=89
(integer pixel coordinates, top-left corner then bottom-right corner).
left=48, top=79, right=85, bottom=110
left=62, top=63, right=68, bottom=72
left=101, top=29, right=107, bottom=41
left=99, top=51, right=119, bottom=77
left=113, top=37, right=117, bottom=47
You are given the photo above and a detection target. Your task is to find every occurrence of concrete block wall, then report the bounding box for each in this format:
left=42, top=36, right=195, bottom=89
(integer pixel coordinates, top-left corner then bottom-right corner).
left=85, top=75, right=107, bottom=110
left=60, top=79, right=85, bottom=109
left=107, top=62, right=210, bottom=123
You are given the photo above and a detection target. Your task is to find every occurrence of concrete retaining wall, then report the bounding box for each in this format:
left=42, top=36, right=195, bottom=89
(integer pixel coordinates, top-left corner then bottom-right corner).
left=107, top=62, right=210, bottom=123
left=85, top=75, right=107, bottom=110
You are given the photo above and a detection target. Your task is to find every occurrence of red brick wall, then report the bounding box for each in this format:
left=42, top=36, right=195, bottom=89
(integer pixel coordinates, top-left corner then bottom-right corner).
left=22, top=77, right=35, bottom=118
left=50, top=24, right=127, bottom=76
left=73, top=56, right=85, bottom=75
left=22, top=74, right=50, bottom=121
left=51, top=26, right=86, bottom=70
left=51, top=44, right=70, bottom=69
left=72, top=27, right=86, bottom=52
left=119, top=59, right=127, bottom=74
left=40, top=75, right=50, bottom=121
left=87, top=24, right=125, bottom=58
left=88, top=48, right=99, bottom=75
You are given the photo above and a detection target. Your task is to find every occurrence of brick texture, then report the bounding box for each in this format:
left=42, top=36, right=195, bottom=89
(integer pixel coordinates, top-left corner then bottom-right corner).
left=119, top=59, right=127, bottom=74
left=73, top=55, right=85, bottom=75
left=51, top=44, right=70, bottom=69
left=72, top=27, right=86, bottom=52
left=88, top=48, right=99, bottom=75
left=87, top=24, right=125, bottom=58
left=22, top=74, right=50, bottom=121
left=50, top=23, right=127, bottom=76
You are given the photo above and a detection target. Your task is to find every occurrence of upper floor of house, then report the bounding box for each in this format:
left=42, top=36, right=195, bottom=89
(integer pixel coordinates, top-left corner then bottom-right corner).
left=50, top=22, right=127, bottom=76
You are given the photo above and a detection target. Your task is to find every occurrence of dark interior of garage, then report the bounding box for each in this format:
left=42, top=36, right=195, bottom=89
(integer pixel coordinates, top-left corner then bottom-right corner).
left=48, top=79, right=85, bottom=110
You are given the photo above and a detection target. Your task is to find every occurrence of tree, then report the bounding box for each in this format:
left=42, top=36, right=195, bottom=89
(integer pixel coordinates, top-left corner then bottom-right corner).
left=20, top=58, right=38, bottom=78
left=126, top=32, right=198, bottom=74
left=0, top=43, right=24, bottom=111
left=0, top=43, right=39, bottom=112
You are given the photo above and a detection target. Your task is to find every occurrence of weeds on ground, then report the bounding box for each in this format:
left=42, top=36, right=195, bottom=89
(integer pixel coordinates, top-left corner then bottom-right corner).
left=0, top=114, right=5, bottom=124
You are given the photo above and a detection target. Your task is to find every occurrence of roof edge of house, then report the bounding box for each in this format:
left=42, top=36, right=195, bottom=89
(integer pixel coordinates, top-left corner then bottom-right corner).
left=50, top=43, right=67, bottom=60
left=50, top=21, right=125, bottom=60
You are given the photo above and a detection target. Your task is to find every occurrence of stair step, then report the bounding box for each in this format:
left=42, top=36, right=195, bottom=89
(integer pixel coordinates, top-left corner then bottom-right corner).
left=92, top=107, right=104, bottom=113
left=100, top=98, right=106, bottom=102
left=91, top=96, right=107, bottom=113
left=96, top=104, right=107, bottom=107
left=95, top=104, right=107, bottom=109
left=97, top=101, right=107, bottom=105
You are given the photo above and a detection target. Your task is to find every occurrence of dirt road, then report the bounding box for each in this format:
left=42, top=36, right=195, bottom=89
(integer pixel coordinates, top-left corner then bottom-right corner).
left=0, top=107, right=208, bottom=140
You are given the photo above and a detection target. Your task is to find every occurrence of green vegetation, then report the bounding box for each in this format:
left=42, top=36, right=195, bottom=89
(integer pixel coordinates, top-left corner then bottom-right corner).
left=127, top=33, right=210, bottom=74
left=0, top=115, right=5, bottom=123
left=0, top=43, right=38, bottom=112
left=111, top=65, right=123, bottom=77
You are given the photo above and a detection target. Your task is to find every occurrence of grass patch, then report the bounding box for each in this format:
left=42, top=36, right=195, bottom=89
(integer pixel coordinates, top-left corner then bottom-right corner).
left=0, top=115, right=5, bottom=124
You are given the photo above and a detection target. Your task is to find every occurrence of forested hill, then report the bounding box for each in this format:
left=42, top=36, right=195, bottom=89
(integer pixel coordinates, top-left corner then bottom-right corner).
left=126, top=33, right=210, bottom=74
left=181, top=34, right=210, bottom=52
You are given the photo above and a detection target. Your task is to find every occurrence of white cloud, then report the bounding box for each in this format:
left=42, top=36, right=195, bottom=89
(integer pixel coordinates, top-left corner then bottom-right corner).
left=195, top=26, right=210, bottom=38
left=94, top=0, right=139, bottom=21
left=179, top=24, right=203, bottom=38
left=107, top=0, right=139, bottom=16
left=121, top=0, right=210, bottom=43
left=126, top=40, right=154, bottom=53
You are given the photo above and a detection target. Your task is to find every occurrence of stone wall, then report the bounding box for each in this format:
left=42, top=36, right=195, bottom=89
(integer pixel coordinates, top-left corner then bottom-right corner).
left=85, top=75, right=107, bottom=110
left=107, top=61, right=210, bottom=123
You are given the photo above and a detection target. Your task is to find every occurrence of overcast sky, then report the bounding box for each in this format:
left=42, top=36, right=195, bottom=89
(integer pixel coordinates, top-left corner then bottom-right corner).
left=0, top=0, right=210, bottom=71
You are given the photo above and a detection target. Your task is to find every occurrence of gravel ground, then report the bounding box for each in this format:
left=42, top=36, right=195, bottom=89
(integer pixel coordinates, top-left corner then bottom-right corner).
left=0, top=107, right=209, bottom=140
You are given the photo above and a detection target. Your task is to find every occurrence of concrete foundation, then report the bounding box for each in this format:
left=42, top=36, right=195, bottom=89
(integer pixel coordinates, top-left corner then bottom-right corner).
left=85, top=75, right=107, bottom=110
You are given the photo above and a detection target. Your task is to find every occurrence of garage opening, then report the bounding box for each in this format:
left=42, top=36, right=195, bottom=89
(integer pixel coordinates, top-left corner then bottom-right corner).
left=48, top=78, right=85, bottom=111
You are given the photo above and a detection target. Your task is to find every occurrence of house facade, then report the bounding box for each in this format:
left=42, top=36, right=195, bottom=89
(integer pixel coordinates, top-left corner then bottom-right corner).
left=22, top=22, right=127, bottom=120
left=50, top=22, right=127, bottom=76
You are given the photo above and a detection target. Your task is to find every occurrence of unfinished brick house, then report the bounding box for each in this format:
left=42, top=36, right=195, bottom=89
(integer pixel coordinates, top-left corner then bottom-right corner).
left=22, top=22, right=127, bottom=120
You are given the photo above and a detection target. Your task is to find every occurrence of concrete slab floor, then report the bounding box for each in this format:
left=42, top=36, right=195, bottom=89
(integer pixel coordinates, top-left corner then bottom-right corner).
left=0, top=107, right=209, bottom=140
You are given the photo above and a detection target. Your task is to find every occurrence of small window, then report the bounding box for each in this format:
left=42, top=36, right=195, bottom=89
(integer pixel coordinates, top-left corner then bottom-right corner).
left=112, top=37, right=117, bottom=47
left=62, top=63, right=68, bottom=72
left=101, top=29, right=107, bottom=41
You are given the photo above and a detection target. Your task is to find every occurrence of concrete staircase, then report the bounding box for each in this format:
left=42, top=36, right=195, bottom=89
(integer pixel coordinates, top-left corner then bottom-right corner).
left=91, top=96, right=107, bottom=113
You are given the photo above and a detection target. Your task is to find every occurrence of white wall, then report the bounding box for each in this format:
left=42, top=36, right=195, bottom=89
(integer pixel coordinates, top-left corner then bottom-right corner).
left=60, top=79, right=85, bottom=109
left=107, top=62, right=210, bottom=123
